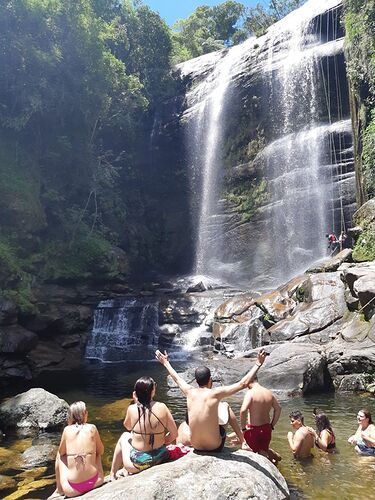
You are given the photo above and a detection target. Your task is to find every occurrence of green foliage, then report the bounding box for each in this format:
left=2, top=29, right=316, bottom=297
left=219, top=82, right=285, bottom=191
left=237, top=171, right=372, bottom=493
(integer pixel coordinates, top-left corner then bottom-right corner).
left=42, top=228, right=125, bottom=282
left=0, top=138, right=45, bottom=232
left=224, top=178, right=268, bottom=222
left=224, top=121, right=264, bottom=171
left=344, top=0, right=375, bottom=199
left=0, top=237, right=35, bottom=313
left=0, top=0, right=177, bottom=289
left=172, top=1, right=245, bottom=62
left=352, top=224, right=375, bottom=262
left=244, top=1, right=306, bottom=37
left=362, top=109, right=375, bottom=197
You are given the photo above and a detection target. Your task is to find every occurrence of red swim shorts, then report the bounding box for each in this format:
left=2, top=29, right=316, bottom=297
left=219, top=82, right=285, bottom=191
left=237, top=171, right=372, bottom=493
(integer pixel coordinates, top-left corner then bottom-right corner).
left=244, top=423, right=272, bottom=452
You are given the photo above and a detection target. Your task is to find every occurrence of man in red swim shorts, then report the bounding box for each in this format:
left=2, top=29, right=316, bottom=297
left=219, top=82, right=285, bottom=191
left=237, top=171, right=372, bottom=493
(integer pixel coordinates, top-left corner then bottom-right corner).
left=240, top=375, right=282, bottom=463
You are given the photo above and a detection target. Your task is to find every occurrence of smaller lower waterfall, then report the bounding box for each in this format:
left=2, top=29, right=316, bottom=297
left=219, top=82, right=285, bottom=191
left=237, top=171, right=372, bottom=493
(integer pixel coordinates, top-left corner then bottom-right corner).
left=85, top=298, right=160, bottom=362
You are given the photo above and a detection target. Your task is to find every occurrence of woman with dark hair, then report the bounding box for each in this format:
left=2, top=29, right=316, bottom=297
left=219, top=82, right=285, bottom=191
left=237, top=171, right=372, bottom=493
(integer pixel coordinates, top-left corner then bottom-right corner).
left=48, top=401, right=104, bottom=498
left=308, top=408, right=336, bottom=453
left=110, top=376, right=178, bottom=478
left=348, top=408, right=375, bottom=455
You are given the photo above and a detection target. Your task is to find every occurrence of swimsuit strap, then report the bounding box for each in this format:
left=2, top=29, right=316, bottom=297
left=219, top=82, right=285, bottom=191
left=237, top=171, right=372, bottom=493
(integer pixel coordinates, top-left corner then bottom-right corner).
left=66, top=452, right=94, bottom=469
left=131, top=402, right=168, bottom=448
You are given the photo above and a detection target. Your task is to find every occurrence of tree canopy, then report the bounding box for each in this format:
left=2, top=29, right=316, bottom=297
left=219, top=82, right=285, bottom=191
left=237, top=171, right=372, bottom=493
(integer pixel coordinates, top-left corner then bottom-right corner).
left=171, top=0, right=307, bottom=63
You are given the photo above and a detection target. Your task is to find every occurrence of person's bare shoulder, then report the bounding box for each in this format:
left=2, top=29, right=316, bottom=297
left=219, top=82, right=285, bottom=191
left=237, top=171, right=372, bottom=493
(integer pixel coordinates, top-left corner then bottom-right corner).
left=153, top=401, right=168, bottom=412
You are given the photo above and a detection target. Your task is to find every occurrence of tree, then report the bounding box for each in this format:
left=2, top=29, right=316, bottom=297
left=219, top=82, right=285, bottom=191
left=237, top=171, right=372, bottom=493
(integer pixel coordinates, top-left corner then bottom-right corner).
left=244, top=0, right=306, bottom=37
left=172, top=1, right=245, bottom=62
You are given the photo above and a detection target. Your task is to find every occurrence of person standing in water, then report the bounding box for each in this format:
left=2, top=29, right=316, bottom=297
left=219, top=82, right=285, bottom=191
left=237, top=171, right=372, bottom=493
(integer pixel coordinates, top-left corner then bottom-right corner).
left=307, top=408, right=336, bottom=453
left=348, top=408, right=375, bottom=455
left=240, top=376, right=282, bottom=463
left=287, top=410, right=314, bottom=459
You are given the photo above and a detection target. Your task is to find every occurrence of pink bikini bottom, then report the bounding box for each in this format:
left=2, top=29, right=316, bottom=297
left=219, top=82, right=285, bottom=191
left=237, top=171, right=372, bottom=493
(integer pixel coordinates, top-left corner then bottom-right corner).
left=68, top=472, right=99, bottom=494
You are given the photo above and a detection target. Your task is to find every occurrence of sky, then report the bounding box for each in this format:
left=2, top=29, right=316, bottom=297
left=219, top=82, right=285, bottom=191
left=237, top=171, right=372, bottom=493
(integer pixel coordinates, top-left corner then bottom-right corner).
left=142, top=0, right=267, bottom=26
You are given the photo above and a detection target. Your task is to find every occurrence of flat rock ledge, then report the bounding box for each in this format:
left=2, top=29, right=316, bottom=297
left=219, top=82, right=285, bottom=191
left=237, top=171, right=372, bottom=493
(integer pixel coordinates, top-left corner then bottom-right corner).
left=78, top=450, right=289, bottom=500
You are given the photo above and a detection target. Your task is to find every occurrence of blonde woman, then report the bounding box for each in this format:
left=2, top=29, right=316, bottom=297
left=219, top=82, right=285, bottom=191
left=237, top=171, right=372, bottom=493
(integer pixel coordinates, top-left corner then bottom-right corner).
left=49, top=401, right=104, bottom=498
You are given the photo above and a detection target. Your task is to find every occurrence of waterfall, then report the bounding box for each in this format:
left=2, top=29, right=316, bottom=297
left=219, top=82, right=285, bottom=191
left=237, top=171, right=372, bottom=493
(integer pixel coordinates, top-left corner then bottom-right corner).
left=258, top=0, right=348, bottom=283
left=183, top=43, right=252, bottom=280
left=180, top=0, right=354, bottom=288
left=85, top=298, right=160, bottom=362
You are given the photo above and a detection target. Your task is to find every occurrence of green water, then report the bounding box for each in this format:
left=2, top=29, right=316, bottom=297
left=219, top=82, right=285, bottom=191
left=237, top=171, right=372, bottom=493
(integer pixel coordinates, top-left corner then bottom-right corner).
left=1, top=361, right=375, bottom=499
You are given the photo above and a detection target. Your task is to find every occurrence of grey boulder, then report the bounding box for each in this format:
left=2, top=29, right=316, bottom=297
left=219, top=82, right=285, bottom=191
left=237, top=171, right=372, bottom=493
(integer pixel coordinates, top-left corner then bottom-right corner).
left=82, top=449, right=289, bottom=500
left=0, top=388, right=69, bottom=430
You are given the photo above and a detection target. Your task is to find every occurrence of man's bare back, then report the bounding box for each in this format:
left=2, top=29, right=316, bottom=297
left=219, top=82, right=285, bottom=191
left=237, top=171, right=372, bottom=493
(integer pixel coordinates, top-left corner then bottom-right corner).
left=155, top=349, right=267, bottom=451
left=240, top=380, right=281, bottom=461
left=291, top=427, right=314, bottom=458
left=186, top=387, right=222, bottom=450
left=288, top=410, right=314, bottom=459
left=241, top=383, right=280, bottom=427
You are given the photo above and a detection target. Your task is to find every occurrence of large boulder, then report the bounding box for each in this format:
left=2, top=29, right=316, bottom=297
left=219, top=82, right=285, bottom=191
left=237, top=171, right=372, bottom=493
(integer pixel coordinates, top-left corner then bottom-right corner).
left=353, top=275, right=375, bottom=319
left=341, top=262, right=375, bottom=296
left=268, top=296, right=346, bottom=342
left=20, top=443, right=57, bottom=468
left=326, top=316, right=375, bottom=391
left=306, top=249, right=352, bottom=273
left=0, top=298, right=18, bottom=325
left=268, top=272, right=346, bottom=342
left=254, top=343, right=326, bottom=395
left=20, top=303, right=92, bottom=336
left=0, top=325, right=38, bottom=353
left=0, top=356, right=32, bottom=380
left=0, top=388, right=69, bottom=430
left=213, top=319, right=269, bottom=356
left=82, top=450, right=289, bottom=499
left=214, top=294, right=256, bottom=322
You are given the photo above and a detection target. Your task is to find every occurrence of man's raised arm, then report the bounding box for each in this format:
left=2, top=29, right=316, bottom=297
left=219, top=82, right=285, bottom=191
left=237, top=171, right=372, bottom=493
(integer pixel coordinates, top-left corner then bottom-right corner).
left=213, top=350, right=267, bottom=399
left=155, top=350, right=192, bottom=396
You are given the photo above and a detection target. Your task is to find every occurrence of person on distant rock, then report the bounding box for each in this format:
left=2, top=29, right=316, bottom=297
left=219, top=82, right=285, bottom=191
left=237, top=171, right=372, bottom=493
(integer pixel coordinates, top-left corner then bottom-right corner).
left=307, top=408, right=336, bottom=453
left=240, top=375, right=282, bottom=463
left=155, top=349, right=266, bottom=452
left=287, top=410, right=314, bottom=459
left=326, top=233, right=338, bottom=254
left=110, top=376, right=178, bottom=478
left=49, top=401, right=104, bottom=499
left=348, top=408, right=375, bottom=456
left=339, top=230, right=348, bottom=251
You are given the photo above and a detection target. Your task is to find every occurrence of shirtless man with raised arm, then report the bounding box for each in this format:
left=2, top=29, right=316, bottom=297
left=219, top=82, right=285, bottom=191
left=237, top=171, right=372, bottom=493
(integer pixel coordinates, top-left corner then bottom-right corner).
left=287, top=410, right=314, bottom=459
left=155, top=349, right=266, bottom=452
left=240, top=376, right=281, bottom=463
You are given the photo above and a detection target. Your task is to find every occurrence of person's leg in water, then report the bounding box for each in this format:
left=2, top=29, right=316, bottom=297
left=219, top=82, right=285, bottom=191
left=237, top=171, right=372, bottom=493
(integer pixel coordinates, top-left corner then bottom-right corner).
left=110, top=432, right=140, bottom=479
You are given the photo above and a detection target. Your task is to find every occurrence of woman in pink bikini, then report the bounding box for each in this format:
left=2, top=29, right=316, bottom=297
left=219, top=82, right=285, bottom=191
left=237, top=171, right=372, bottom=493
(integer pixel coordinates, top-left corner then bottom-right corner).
left=49, top=401, right=104, bottom=498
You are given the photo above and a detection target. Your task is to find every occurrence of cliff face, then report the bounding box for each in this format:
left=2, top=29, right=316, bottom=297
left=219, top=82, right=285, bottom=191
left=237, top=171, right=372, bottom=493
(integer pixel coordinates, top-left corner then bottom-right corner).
left=152, top=0, right=356, bottom=288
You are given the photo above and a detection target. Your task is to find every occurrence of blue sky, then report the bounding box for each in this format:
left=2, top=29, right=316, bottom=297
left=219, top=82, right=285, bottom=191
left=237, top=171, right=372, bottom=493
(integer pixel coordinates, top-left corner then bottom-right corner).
left=142, top=1, right=267, bottom=26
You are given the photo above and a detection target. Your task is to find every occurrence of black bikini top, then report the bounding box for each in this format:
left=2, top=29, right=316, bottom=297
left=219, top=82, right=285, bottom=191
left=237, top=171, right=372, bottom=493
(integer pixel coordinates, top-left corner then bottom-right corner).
left=131, top=403, right=168, bottom=447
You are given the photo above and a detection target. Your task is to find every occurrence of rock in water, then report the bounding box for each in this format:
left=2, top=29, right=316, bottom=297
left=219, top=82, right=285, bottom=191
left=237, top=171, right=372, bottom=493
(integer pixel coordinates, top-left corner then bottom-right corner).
left=82, top=449, right=289, bottom=499
left=0, top=388, right=69, bottom=430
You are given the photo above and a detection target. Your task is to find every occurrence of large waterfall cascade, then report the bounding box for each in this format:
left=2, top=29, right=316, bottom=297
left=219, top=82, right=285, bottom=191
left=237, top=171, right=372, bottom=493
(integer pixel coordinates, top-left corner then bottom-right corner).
left=85, top=0, right=357, bottom=363
left=181, top=0, right=355, bottom=288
